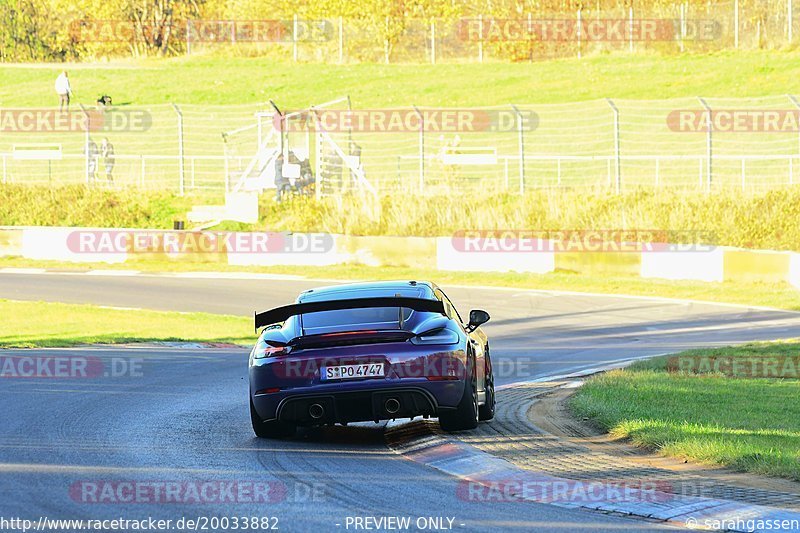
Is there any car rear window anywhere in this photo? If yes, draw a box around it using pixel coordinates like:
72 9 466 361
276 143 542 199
300 288 428 334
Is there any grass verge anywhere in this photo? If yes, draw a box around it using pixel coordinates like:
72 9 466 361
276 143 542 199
570 342 800 481
0 299 252 348
3 187 800 252
2 256 800 311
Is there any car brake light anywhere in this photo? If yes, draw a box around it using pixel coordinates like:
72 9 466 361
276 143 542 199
409 327 459 345
252 341 292 359
426 375 460 381
318 330 379 337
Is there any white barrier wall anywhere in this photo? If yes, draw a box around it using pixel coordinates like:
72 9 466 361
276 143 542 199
789 253 800 290
21 227 127 264
640 248 725 283
2 227 800 290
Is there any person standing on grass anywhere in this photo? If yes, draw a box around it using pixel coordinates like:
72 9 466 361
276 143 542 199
101 138 115 183
55 71 72 112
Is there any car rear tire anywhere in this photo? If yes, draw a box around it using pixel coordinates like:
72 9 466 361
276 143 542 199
250 398 295 438
479 371 495 421
439 358 479 432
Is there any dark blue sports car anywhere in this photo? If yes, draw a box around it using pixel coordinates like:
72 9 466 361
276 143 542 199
249 280 494 438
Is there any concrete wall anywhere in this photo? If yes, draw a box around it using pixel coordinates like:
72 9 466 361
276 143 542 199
2 226 799 288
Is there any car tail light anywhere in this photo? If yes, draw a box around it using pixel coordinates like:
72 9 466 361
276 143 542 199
252 340 292 359
255 387 282 394
409 328 459 346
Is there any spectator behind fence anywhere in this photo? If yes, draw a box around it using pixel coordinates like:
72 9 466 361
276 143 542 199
274 153 288 203
55 71 72 112
85 138 99 181
101 138 115 183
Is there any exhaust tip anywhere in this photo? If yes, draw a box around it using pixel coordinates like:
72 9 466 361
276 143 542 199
385 398 401 414
309 403 325 419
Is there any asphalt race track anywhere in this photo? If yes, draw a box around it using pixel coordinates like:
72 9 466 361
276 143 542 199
3 272 800 532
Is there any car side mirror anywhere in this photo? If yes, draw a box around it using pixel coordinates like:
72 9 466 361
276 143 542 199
466 309 490 332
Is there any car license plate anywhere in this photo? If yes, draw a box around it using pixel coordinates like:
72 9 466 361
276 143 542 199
321 363 385 381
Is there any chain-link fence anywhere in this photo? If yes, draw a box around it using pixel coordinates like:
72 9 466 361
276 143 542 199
4 95 800 195
0 103 270 193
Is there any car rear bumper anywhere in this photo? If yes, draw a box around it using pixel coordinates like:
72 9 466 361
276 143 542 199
251 382 462 425
279 387 440 425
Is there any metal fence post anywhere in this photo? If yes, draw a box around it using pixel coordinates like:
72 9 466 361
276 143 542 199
338 16 344 63
741 158 746 190
385 17 390 64
655 158 660 186
528 13 533 63
557 158 562 185
628 7 634 53
790 0 794 43
430 21 436 65
257 114 262 148
478 15 484 63
413 105 424 191
186 20 192 55
313 110 322 200
511 105 526 193
293 14 298 61
788 95 800 184
577 8 582 59
734 0 739 48
698 97 712 191
605 98 621 193
79 103 90 186
172 103 185 195
788 95 800 151
698 157 703 187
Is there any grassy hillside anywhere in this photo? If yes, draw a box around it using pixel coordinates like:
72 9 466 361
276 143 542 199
2 185 798 252
1 51 799 107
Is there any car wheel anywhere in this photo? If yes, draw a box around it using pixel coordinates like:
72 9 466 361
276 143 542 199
479 368 495 421
439 357 479 432
250 398 295 438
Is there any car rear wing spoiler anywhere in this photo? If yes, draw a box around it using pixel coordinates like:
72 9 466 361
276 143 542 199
254 297 446 331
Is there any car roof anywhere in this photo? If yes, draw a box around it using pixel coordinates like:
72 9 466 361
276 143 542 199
297 280 437 303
